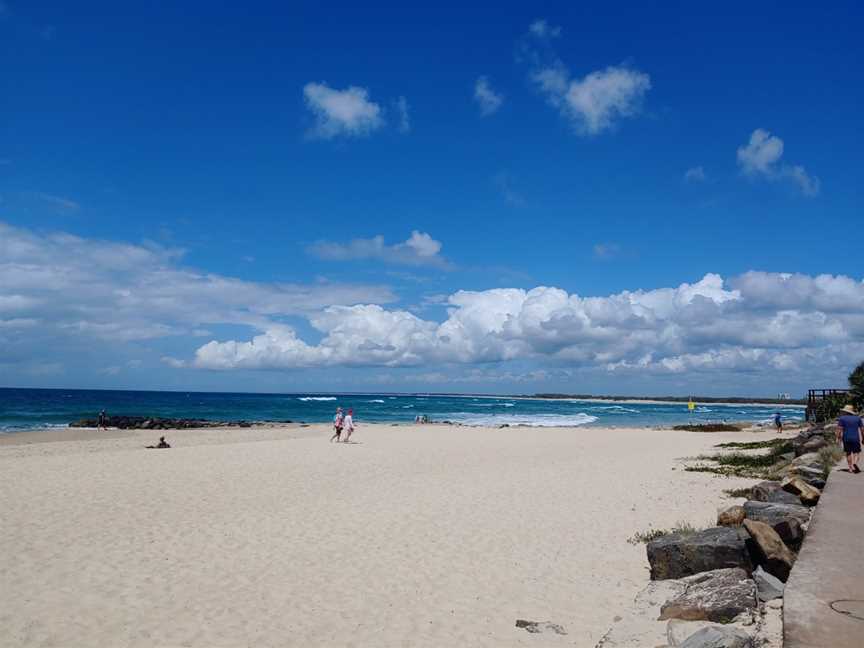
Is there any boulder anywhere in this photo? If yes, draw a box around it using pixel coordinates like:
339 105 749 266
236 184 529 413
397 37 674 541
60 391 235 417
667 620 729 647
742 501 809 547
790 464 826 486
752 566 785 601
742 519 795 581
800 436 828 455
679 626 754 648
659 568 757 622
717 505 745 527
749 481 800 505
647 527 752 580
781 476 821 506
791 452 822 468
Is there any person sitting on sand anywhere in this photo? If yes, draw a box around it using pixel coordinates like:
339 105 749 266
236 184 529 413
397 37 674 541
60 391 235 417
342 408 355 443
146 436 171 449
774 412 783 434
330 407 344 443
836 405 863 473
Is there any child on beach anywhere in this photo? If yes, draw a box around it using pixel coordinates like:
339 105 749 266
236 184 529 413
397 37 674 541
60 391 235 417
330 407 344 443
836 405 863 473
342 409 355 443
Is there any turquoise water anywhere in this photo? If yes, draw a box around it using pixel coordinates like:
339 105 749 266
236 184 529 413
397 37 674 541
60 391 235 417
0 388 805 432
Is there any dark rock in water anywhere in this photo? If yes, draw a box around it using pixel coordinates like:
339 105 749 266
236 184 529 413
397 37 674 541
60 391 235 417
742 519 795 582
69 415 258 430
679 626 753 648
749 481 798 505
742 501 808 548
752 566 785 601
672 424 741 432
647 527 752 580
659 567 756 622
515 619 567 635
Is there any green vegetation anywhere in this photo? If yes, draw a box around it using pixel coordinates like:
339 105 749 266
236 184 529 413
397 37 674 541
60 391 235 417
715 439 788 450
850 360 864 410
723 487 753 498
817 445 846 477
627 521 701 545
686 440 794 478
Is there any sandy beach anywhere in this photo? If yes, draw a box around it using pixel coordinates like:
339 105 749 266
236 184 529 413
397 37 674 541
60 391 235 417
0 422 778 647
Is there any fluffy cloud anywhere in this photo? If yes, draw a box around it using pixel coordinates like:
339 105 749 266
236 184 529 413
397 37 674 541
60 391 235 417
737 129 820 196
524 20 650 135
533 64 651 135
474 76 503 116
0 221 394 371
307 231 451 269
194 272 864 381
303 82 384 139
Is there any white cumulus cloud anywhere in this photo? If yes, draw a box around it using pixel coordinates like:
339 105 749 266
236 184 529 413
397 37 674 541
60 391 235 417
737 129 820 196
303 82 384 139
193 271 864 384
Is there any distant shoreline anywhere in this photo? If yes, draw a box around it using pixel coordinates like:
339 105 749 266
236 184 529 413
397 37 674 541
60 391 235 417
0 385 807 407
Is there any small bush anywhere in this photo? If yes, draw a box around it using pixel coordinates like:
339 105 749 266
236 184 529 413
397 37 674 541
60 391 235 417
817 444 845 477
723 487 753 498
627 521 700 544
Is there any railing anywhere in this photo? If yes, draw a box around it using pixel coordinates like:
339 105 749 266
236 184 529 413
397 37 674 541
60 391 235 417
805 389 851 422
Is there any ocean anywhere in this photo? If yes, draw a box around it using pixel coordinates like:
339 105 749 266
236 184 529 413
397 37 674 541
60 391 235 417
0 388 805 433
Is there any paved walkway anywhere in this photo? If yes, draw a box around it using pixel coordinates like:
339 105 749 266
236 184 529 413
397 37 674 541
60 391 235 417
784 461 864 647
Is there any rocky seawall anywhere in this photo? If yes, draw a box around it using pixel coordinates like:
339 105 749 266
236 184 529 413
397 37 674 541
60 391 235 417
597 422 839 648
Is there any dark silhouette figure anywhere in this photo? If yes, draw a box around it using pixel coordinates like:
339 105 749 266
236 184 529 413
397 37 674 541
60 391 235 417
146 436 171 449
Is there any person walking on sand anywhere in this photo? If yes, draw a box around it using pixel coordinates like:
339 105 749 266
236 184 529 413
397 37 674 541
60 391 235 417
330 407 344 443
98 409 108 431
342 408 355 443
836 405 863 473
774 412 783 434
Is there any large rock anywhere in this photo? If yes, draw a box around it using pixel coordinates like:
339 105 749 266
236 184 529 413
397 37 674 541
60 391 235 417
781 476 821 506
791 452 822 469
667 620 748 647
790 464 825 485
717 505 745 527
752 566 785 601
800 436 828 455
742 519 795 581
659 568 757 622
679 626 753 648
742 501 809 547
647 527 752 580
750 481 800 505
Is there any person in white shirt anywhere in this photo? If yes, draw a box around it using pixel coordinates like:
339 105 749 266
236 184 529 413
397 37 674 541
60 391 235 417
330 407 343 443
342 408 355 443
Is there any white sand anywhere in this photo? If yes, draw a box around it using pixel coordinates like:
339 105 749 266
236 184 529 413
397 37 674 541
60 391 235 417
0 423 773 647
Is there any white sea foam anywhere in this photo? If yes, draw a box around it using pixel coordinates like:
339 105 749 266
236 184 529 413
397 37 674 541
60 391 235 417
298 397 337 402
401 405 414 409
447 413 598 427
367 399 385 403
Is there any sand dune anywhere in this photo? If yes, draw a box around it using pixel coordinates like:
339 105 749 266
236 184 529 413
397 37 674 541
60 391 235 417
0 423 762 647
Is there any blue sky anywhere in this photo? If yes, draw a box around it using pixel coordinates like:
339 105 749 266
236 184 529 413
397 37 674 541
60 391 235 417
1 1 862 396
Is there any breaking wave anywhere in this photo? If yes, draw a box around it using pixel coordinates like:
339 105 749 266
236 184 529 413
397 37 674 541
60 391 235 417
447 413 598 427
298 396 337 402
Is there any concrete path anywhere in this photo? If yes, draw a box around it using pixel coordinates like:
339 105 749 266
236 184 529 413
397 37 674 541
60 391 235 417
784 461 864 647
